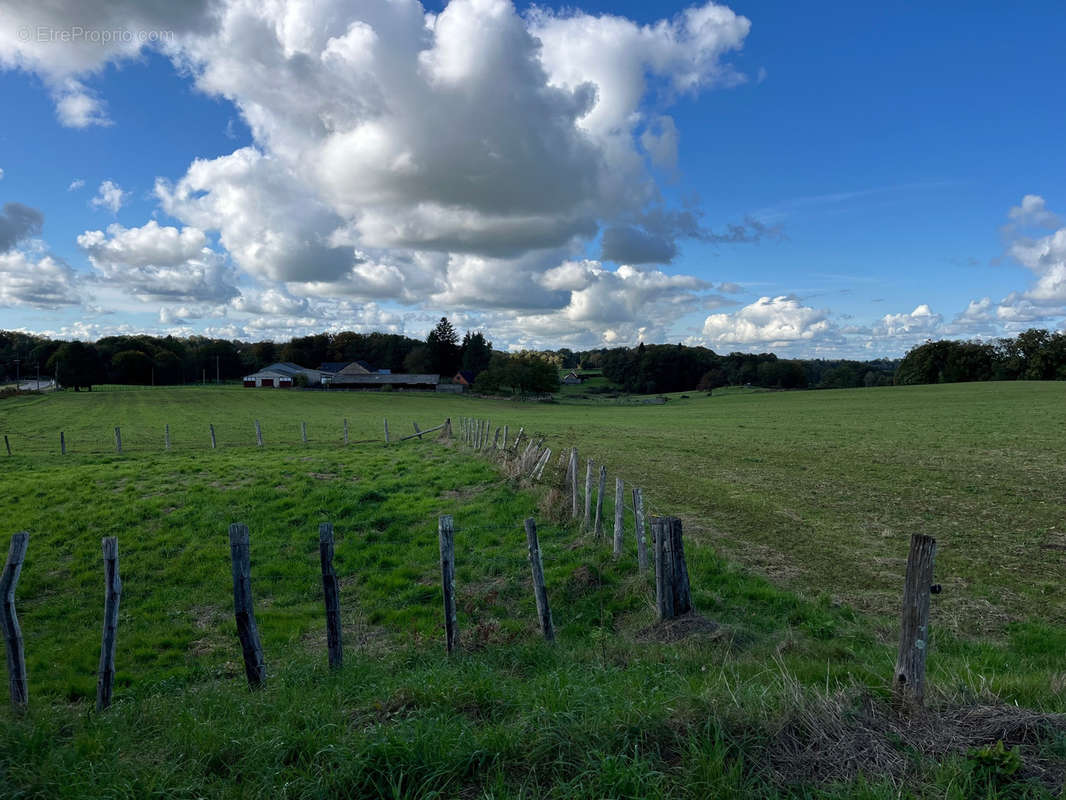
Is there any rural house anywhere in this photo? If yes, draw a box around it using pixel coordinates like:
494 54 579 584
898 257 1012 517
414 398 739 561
242 362 325 388
563 370 583 385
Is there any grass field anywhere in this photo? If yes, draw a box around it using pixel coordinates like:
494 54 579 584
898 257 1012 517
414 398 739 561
1 382 1065 797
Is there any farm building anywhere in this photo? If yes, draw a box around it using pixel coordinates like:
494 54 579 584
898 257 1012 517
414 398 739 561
330 373 440 391
562 370 584 385
242 362 325 388
454 370 476 386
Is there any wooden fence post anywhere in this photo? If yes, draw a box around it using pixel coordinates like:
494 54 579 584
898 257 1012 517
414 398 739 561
255 420 263 447
438 515 459 654
513 427 524 450
114 427 122 453
653 517 692 620
570 449 579 519
343 418 349 445
524 519 555 642
228 524 265 687
210 424 217 449
60 431 66 456
492 427 500 449
443 418 451 439
384 418 390 444
532 448 551 480
594 465 607 537
503 425 508 451
1 532 28 710
893 534 937 711
165 424 170 451
633 488 648 572
319 523 343 669
3 435 9 456
613 477 624 558
584 459 594 531
96 537 122 711
301 421 308 444
413 422 422 439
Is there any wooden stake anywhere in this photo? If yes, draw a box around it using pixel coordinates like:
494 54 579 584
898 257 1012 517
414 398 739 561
594 465 607 537
1 532 28 710
894 534 937 711
413 422 422 439
652 517 671 620
255 420 263 447
210 424 217 449
343 418 349 445
165 424 170 451
96 537 121 711
570 448 579 519
633 488 647 572
228 524 265 687
3 435 8 456
319 523 343 670
613 477 624 558
584 459 593 531
301 421 308 444
114 427 122 453
384 418 390 444
438 515 459 655
60 431 65 456
492 427 500 449
503 425 509 451
653 517 692 620
524 519 554 642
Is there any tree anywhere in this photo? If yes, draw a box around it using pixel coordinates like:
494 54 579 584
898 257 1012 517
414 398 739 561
426 317 460 376
460 331 492 376
47 341 105 391
111 350 153 384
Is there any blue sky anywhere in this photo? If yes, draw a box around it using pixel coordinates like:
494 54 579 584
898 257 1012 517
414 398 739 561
1 0 1064 357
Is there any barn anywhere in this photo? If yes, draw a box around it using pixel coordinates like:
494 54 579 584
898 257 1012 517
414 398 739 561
330 373 440 391
242 362 325 388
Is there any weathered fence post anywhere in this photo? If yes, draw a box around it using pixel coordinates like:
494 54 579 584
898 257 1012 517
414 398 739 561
3 435 9 456
165 424 170 451
114 427 122 453
532 448 551 480
633 488 647 572
255 420 263 447
96 537 122 711
570 448 579 519
343 418 349 445
513 427 524 450
524 519 555 642
503 425 509 451
594 465 607 537
210 424 217 449
228 524 266 687
319 523 343 670
413 422 422 439
301 421 308 444
893 534 937 711
613 477 624 558
60 431 66 456
492 427 500 449
384 418 390 444
443 418 451 439
1 532 28 710
438 515 459 654
652 517 692 620
584 459 594 531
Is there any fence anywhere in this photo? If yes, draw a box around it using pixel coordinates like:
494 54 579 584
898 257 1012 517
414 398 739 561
1 412 940 716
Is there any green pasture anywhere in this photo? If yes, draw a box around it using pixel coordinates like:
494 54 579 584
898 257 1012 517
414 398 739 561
0 382 1064 797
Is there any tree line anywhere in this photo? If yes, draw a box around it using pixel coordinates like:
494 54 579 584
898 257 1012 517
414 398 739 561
895 329 1066 384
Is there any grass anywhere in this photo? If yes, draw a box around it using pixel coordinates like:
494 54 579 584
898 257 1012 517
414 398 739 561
0 382 1065 797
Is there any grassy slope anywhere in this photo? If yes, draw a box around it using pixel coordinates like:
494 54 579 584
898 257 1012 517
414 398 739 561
0 383 1065 797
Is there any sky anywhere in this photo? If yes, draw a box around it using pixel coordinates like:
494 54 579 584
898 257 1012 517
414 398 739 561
0 0 1064 358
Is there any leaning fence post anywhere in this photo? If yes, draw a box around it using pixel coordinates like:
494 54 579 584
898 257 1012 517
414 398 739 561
413 422 422 439
60 431 66 456
584 459 594 531
3 435 9 456
613 477 624 558
502 425 509 451
96 537 122 711
524 519 555 642
319 523 343 669
210 424 217 449
255 420 263 447
594 465 607 537
894 534 937 711
165 424 170 451
1 532 28 710
114 427 122 453
228 524 265 687
633 488 648 572
384 418 390 444
438 515 459 655
301 421 308 444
